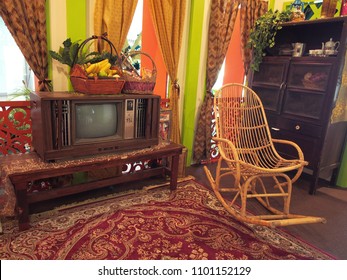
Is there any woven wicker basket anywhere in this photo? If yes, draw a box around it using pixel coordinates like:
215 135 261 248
121 51 157 94
70 35 124 95
70 67 125 94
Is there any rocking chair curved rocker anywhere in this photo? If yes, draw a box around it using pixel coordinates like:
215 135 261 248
204 83 326 227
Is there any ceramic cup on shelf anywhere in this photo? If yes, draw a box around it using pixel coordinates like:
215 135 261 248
315 49 324 56
309 49 324 56
325 49 337 56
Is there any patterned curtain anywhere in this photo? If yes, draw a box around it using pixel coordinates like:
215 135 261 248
94 0 138 54
0 0 51 91
148 0 186 144
193 0 239 162
331 49 347 123
240 0 268 76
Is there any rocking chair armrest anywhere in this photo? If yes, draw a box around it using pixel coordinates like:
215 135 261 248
272 138 306 162
212 137 239 161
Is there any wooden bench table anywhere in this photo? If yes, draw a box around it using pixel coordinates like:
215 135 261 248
0 142 183 231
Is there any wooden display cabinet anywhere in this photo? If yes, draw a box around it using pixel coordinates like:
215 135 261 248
249 17 347 194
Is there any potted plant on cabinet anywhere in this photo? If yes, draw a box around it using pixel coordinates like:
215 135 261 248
247 10 292 71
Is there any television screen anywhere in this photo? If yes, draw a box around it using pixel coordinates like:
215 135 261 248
75 103 118 139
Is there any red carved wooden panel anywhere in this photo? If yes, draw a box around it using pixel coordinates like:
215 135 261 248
0 101 32 155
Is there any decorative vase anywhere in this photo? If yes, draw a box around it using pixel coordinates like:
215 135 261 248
290 0 306 21
321 0 338 18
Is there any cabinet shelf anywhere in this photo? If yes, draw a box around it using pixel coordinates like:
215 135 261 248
266 17 346 58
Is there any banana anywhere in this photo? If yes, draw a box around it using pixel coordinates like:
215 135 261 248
98 58 109 68
109 69 119 75
99 62 111 73
85 63 96 74
84 58 122 79
85 59 110 75
93 63 100 73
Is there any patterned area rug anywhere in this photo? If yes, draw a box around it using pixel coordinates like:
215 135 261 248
0 179 334 260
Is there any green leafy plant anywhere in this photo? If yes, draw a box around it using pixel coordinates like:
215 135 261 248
247 10 292 71
8 80 31 101
8 68 34 101
49 38 120 67
49 38 101 67
49 38 80 67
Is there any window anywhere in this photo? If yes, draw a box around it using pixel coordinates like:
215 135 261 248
0 17 34 101
212 60 226 91
124 0 143 52
122 0 143 72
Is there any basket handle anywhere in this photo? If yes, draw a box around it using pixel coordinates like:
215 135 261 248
72 34 121 67
121 51 157 78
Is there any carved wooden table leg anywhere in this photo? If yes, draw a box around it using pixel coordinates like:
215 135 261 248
170 154 180 190
15 182 30 231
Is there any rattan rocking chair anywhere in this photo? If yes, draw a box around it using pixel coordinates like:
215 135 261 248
204 83 326 227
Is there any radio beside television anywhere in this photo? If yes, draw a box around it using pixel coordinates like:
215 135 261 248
30 92 160 162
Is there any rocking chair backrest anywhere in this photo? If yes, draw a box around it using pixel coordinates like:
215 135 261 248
214 83 280 168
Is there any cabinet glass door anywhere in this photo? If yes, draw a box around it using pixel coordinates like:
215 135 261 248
283 60 333 120
252 86 282 112
282 89 325 120
251 58 289 113
252 58 289 86
287 61 333 92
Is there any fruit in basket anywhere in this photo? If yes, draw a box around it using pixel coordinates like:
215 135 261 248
84 59 120 78
99 62 111 73
85 59 108 74
98 70 108 77
85 63 96 74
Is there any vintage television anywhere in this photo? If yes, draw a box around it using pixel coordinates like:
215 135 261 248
30 92 160 162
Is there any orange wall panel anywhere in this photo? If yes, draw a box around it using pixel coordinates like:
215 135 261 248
223 11 244 84
142 0 168 99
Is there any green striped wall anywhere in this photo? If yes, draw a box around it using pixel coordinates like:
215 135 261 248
66 0 87 42
182 0 207 164
66 0 87 90
47 0 87 91
337 146 347 187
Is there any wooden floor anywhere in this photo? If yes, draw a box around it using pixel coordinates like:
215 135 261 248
186 163 347 260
